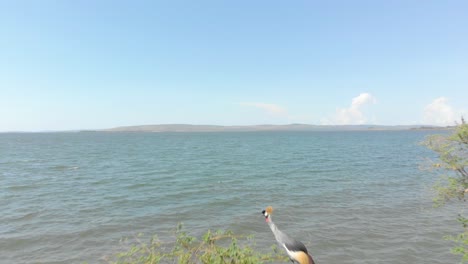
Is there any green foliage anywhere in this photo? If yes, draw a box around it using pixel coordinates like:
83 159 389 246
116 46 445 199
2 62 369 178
445 215 468 263
432 176 467 207
423 118 468 205
108 224 287 264
423 118 468 262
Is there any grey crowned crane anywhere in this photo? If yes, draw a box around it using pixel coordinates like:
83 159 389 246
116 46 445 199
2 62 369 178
262 206 316 264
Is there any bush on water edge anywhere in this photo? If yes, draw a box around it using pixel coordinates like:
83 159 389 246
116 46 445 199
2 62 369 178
100 224 287 264
422 118 468 262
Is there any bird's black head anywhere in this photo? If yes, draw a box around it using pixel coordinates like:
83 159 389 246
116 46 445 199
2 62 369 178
261 206 273 221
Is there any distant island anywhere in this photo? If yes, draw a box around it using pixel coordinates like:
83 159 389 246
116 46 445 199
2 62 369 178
94 124 452 133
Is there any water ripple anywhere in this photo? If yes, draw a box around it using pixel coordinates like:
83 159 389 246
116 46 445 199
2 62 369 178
0 131 458 263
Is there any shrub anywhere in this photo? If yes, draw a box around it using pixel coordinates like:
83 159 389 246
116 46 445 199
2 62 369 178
108 224 288 264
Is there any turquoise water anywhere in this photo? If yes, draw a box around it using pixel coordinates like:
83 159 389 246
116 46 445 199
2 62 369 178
0 131 461 263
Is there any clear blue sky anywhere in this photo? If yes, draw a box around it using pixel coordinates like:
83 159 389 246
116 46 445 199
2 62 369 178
1 1 467 131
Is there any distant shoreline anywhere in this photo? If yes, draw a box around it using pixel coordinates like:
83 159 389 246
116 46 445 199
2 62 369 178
0 124 454 133
94 124 453 133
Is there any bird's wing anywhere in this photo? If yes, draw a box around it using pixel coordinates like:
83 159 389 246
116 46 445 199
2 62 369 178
281 242 315 264
284 239 308 253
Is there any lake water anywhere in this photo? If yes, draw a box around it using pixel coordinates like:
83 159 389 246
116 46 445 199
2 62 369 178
0 131 462 263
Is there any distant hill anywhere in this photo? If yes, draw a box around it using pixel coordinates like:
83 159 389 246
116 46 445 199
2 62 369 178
98 124 449 132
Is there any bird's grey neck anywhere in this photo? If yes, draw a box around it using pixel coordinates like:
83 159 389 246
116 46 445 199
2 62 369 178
267 217 282 239
267 218 277 230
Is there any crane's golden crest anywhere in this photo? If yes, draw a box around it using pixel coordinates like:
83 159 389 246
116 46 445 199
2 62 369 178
265 206 273 214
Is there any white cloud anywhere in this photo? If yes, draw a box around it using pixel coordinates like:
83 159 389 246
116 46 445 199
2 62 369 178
325 93 377 125
239 102 287 116
423 97 458 126
351 93 377 108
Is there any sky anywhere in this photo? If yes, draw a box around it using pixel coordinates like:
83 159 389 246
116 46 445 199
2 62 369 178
1 1 467 131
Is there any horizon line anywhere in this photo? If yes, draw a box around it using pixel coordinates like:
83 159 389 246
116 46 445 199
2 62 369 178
0 123 453 133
